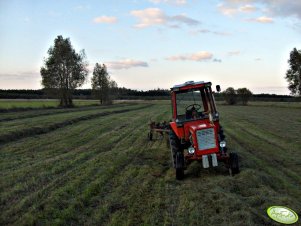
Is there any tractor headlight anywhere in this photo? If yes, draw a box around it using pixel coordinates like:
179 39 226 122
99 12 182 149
188 147 195 154
220 141 226 148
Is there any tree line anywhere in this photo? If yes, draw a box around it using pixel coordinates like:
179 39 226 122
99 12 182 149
0 88 170 99
2 88 300 102
40 35 118 107
41 36 301 106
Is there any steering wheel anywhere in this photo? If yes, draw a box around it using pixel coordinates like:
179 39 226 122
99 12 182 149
185 104 202 112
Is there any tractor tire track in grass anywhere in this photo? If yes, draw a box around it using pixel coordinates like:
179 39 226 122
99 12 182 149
0 104 152 144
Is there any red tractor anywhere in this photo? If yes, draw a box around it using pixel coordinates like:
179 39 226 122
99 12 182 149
169 81 239 179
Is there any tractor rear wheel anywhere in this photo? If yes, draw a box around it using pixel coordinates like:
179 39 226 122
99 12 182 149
229 152 239 176
169 130 185 180
148 131 153 141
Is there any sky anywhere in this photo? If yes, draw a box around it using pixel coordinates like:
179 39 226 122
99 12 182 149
0 0 300 94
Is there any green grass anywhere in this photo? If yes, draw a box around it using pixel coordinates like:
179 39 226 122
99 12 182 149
216 101 301 109
0 99 100 110
0 101 300 225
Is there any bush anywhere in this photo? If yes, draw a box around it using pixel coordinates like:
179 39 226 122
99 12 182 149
223 87 237 105
237 88 252 105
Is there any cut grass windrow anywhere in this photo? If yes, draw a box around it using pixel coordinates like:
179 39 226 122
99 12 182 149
0 104 141 136
0 104 152 144
0 103 135 122
0 99 101 112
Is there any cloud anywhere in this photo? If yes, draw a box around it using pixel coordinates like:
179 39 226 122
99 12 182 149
219 0 301 20
166 51 213 62
246 16 273 23
239 4 257 12
105 59 149 70
149 0 187 5
218 3 257 16
130 8 166 28
227 51 240 56
93 16 117 24
255 58 261 61
217 4 238 16
0 72 39 80
263 0 301 19
213 58 222 63
171 14 199 26
130 8 199 28
194 29 231 36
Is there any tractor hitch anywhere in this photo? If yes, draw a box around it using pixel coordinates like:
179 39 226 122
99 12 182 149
148 121 170 141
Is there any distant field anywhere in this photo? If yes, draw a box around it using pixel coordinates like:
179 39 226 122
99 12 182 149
0 99 100 110
239 101 301 108
216 100 301 109
0 101 300 225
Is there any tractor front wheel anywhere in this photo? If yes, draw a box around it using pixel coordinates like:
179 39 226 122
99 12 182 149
175 152 184 180
176 168 184 180
229 152 239 176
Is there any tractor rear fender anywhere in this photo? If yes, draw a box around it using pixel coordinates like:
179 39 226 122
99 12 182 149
170 122 184 139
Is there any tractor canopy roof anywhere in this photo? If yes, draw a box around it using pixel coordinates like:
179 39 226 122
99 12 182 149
170 81 212 92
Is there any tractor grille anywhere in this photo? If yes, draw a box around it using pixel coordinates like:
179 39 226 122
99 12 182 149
196 128 216 150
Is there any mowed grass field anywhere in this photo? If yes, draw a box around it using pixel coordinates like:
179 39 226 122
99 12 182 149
0 99 100 110
1 101 300 225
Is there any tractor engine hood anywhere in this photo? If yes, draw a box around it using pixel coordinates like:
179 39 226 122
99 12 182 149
188 123 219 155
188 123 211 133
